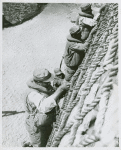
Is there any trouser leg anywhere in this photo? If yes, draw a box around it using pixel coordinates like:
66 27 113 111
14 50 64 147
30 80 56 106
24 96 55 147
37 126 52 147
25 114 38 146
64 66 76 81
25 114 52 147
24 96 41 147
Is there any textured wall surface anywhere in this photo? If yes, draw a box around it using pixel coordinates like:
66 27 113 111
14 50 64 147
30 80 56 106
3 3 47 27
2 3 79 147
47 3 118 147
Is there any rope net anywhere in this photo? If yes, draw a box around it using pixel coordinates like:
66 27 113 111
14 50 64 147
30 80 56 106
47 3 118 147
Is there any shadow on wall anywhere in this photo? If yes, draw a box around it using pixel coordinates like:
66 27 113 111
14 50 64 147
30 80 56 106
3 3 47 29
2 111 25 117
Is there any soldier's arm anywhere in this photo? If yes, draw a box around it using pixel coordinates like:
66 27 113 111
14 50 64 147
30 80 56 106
69 35 92 53
26 78 51 94
52 81 70 103
69 26 97 53
79 11 93 18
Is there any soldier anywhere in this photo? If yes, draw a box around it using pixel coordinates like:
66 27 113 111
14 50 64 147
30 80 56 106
64 24 97 81
23 68 70 147
76 3 93 25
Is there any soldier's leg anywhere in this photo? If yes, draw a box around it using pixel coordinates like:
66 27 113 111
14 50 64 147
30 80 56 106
64 66 76 81
24 93 55 147
25 114 53 147
24 95 42 147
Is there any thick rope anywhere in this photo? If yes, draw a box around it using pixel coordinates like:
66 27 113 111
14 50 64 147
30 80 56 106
47 4 118 147
49 6 111 146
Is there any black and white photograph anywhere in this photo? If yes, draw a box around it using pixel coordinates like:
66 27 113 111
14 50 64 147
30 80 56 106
2 1 119 148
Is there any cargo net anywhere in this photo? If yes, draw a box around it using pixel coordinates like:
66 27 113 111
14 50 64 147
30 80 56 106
47 3 118 147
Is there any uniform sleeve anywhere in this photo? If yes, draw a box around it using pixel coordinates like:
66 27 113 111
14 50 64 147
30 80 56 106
69 42 89 53
93 13 100 21
28 91 44 108
38 95 57 113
